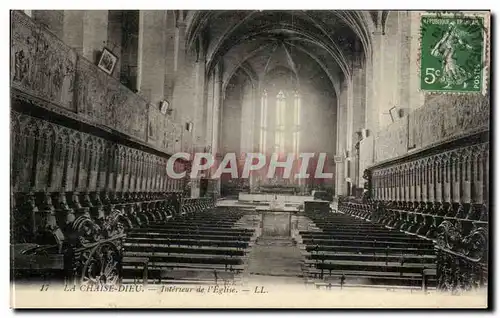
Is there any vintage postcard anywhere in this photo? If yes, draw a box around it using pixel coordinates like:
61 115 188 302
9 9 490 309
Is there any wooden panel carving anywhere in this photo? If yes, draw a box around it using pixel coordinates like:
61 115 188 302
11 112 36 192
374 117 408 162
11 10 76 111
33 120 54 191
343 137 489 292
75 133 89 191
49 125 67 192
371 142 488 205
65 129 79 192
10 111 184 195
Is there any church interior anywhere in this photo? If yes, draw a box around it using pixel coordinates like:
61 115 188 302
10 10 489 294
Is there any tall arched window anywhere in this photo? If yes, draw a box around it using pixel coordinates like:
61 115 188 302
259 90 268 153
293 91 301 155
275 90 286 153
259 88 301 156
258 86 302 185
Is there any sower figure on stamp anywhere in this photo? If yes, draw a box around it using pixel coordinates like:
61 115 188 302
431 21 473 89
420 13 486 94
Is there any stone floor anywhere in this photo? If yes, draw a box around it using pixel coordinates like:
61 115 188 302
245 237 304 277
233 209 313 286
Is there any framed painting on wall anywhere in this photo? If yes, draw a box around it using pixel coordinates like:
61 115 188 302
97 48 118 75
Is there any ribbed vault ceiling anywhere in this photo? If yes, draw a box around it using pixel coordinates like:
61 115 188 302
185 10 377 95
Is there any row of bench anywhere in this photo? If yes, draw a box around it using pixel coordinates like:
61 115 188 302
121 207 256 285
299 210 437 290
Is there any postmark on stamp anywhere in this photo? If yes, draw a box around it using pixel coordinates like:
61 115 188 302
420 12 489 94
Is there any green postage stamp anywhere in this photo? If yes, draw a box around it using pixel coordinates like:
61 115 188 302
420 12 489 94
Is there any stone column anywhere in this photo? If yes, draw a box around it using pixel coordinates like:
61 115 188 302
174 13 186 74
205 71 215 151
170 13 188 123
163 10 177 103
240 82 255 155
63 11 109 62
212 63 223 157
351 57 366 188
170 16 195 153
364 54 378 135
345 76 355 193
62 11 85 54
408 11 426 110
398 11 411 112
137 10 167 105
335 81 348 196
192 36 207 153
106 11 124 80
371 29 385 132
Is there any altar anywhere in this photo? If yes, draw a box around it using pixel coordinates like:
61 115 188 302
255 198 297 238
239 193 314 206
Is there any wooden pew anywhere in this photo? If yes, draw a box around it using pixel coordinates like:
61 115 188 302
121 204 255 285
300 210 437 289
